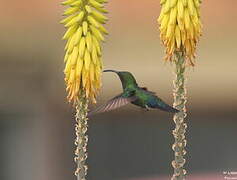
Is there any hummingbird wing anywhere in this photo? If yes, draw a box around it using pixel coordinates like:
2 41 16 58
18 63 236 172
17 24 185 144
88 94 137 116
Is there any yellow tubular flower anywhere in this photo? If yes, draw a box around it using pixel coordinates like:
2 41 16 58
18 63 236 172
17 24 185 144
158 0 202 65
61 0 108 104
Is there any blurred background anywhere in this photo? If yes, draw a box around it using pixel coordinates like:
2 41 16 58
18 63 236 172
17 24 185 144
0 0 237 180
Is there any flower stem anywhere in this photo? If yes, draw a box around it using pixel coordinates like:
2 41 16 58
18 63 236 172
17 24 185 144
171 52 187 180
74 94 89 180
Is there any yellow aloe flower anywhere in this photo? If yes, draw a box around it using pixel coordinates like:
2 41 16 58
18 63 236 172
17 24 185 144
158 0 202 65
61 0 108 104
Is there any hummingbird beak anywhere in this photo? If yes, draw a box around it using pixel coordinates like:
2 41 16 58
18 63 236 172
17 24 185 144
103 69 118 73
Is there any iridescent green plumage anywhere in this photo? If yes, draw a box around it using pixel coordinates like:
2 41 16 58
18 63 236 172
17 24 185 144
89 70 179 115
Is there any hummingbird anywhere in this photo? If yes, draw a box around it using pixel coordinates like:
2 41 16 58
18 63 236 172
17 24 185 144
89 70 179 116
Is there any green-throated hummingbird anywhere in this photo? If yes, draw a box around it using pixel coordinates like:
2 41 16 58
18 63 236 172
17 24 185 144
89 70 179 116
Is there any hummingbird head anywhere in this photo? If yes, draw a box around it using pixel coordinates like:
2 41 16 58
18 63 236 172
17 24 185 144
103 69 138 89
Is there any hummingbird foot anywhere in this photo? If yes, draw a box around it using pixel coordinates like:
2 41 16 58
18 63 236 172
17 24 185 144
145 105 150 111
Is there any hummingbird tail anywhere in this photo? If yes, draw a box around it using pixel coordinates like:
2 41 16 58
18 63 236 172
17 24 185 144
156 104 180 113
167 106 180 113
